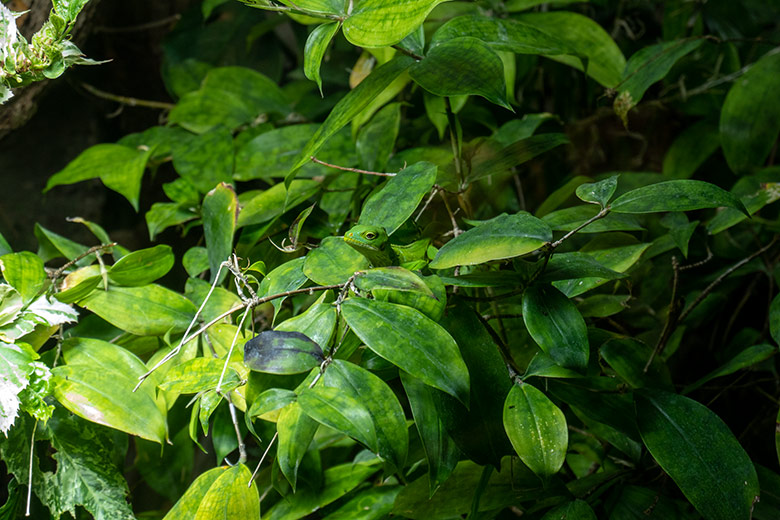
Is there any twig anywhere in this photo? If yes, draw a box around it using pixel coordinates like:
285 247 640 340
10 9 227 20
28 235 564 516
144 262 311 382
677 236 778 323
439 190 461 237
26 420 37 517
444 97 463 186
224 394 247 465
549 207 610 249
391 45 424 61
95 14 181 33
248 431 278 487
310 156 396 176
49 242 117 281
135 282 344 389
415 185 441 222
644 257 681 372
80 83 175 110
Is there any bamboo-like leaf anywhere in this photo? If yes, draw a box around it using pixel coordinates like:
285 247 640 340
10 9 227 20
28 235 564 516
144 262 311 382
202 183 238 284
636 389 759 520
341 298 469 405
303 236 369 285
430 14 575 57
0 251 47 304
610 180 749 215
341 0 447 48
516 11 625 88
410 37 511 111
304 22 340 95
358 161 437 234
503 383 567 478
53 338 166 443
162 464 260 519
107 245 174 287
287 56 414 184
244 330 324 374
614 39 703 126
276 401 319 491
720 49 780 174
78 284 197 336
431 213 552 269
523 283 589 371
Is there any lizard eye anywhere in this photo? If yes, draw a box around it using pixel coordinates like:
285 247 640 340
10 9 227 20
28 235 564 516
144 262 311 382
364 232 376 240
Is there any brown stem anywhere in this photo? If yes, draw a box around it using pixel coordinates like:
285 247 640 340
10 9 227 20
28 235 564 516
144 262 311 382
310 156 396 177
49 242 117 281
80 83 175 110
550 206 610 249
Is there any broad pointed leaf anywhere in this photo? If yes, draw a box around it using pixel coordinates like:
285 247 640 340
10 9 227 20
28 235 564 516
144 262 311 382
202 182 238 284
341 298 469 405
244 330 324 374
610 180 748 215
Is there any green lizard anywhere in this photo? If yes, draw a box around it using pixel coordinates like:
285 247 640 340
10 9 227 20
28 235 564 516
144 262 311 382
343 224 445 320
343 224 429 269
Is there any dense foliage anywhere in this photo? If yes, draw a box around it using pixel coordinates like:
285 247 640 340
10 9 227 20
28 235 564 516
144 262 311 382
2 0 780 518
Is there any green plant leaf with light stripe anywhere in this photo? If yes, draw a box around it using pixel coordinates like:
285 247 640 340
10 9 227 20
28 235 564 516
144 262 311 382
636 389 759 520
342 0 448 48
503 383 568 478
410 37 512 111
304 22 340 95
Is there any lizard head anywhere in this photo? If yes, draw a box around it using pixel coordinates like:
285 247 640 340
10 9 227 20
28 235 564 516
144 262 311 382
343 225 389 252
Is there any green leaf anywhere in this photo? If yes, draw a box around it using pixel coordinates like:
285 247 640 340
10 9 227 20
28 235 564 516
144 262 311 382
78 284 197 336
341 298 469 405
237 180 321 228
265 460 380 520
145 202 199 240
436 303 513 468
276 401 319 491
537 252 626 283
163 464 260 519
275 298 337 350
44 144 152 211
430 213 552 269
683 344 776 394
356 102 400 172
202 182 238 284
171 127 234 193
523 283 589 371
541 499 597 520
341 0 447 48
354 267 435 298
772 294 780 346
552 242 650 297
503 382 567 478
183 247 210 278
304 22 340 95
258 257 308 319
38 409 135 520
299 384 377 449
400 372 459 495
720 50 780 174
247 388 297 419
610 180 749 215
636 389 759 520
600 338 673 390
159 357 240 394
317 359 408 470
543 205 644 233
410 37 511 111
430 14 576 57
614 39 703 126
358 161 437 234
576 175 619 207
516 11 626 87
169 66 290 133
52 337 167 443
0 252 47 304
107 245 174 286
288 56 414 184
322 486 401 519
662 119 721 179
303 236 369 285
244 330 324 374
468 134 569 183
